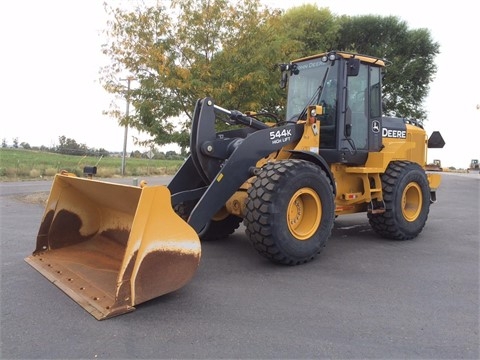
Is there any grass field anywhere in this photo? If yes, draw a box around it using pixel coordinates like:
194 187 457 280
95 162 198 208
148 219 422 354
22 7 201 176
0 148 184 181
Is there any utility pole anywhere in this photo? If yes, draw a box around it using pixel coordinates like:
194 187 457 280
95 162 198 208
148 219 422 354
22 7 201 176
120 76 135 176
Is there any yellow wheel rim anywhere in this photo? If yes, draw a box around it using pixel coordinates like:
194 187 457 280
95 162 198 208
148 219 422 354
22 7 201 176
287 188 322 240
402 182 422 222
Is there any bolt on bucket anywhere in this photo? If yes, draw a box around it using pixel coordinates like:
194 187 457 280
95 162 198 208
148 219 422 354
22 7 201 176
25 174 201 320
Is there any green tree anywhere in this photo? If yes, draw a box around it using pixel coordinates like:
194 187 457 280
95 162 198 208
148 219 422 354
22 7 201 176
279 5 339 58
101 0 281 150
130 150 143 158
335 15 439 120
56 136 88 156
96 148 110 157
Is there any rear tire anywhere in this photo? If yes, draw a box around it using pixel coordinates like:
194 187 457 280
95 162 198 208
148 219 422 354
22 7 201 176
368 161 430 240
244 160 335 265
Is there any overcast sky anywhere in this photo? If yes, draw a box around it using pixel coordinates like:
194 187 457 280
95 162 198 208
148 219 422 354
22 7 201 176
1 0 478 168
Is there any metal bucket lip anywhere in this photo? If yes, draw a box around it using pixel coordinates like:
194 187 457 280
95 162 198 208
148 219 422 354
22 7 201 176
25 253 134 320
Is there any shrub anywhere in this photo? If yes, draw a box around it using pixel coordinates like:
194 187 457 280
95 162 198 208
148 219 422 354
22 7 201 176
29 169 41 178
44 168 58 176
96 168 116 178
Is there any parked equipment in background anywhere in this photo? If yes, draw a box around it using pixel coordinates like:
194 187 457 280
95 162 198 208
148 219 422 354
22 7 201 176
426 159 443 172
467 159 479 173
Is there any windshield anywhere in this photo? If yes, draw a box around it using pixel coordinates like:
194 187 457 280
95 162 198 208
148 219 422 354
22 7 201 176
286 58 339 121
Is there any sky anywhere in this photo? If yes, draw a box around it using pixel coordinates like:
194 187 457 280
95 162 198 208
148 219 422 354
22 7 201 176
1 0 479 168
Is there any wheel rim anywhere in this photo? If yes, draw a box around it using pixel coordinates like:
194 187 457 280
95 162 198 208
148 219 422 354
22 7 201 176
287 188 322 240
401 182 422 222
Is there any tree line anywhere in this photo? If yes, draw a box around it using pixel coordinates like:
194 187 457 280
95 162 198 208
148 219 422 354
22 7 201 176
2 136 110 157
1 136 183 160
100 0 439 152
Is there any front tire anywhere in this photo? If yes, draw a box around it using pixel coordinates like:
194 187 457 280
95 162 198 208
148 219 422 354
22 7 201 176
368 161 430 240
244 160 335 265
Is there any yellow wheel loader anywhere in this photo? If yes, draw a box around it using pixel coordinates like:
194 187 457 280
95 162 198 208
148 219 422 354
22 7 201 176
25 51 445 320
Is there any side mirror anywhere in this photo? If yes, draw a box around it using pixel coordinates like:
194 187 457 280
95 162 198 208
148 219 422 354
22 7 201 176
428 131 445 149
278 63 298 89
347 59 360 76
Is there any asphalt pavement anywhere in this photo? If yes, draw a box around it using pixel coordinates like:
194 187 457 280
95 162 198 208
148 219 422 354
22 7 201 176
0 173 478 359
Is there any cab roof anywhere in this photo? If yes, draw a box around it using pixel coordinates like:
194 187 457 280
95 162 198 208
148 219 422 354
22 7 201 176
294 51 386 67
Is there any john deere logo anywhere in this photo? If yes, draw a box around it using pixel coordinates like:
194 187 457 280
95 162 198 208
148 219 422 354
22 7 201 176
372 120 380 133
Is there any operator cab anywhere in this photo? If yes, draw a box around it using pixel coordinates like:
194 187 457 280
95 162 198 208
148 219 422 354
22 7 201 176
283 51 384 165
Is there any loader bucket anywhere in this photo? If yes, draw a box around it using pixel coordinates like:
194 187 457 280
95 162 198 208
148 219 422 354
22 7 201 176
25 174 201 320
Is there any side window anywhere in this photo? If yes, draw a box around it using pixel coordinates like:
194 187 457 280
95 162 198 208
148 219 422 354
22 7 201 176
347 64 369 149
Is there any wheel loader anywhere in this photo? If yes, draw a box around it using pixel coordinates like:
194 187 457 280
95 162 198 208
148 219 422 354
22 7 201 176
425 159 443 172
25 51 445 320
467 159 479 173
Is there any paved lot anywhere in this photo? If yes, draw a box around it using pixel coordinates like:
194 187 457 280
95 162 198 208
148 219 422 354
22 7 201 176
1 173 478 359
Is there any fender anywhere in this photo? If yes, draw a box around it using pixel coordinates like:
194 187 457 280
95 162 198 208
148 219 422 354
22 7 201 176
287 150 336 195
